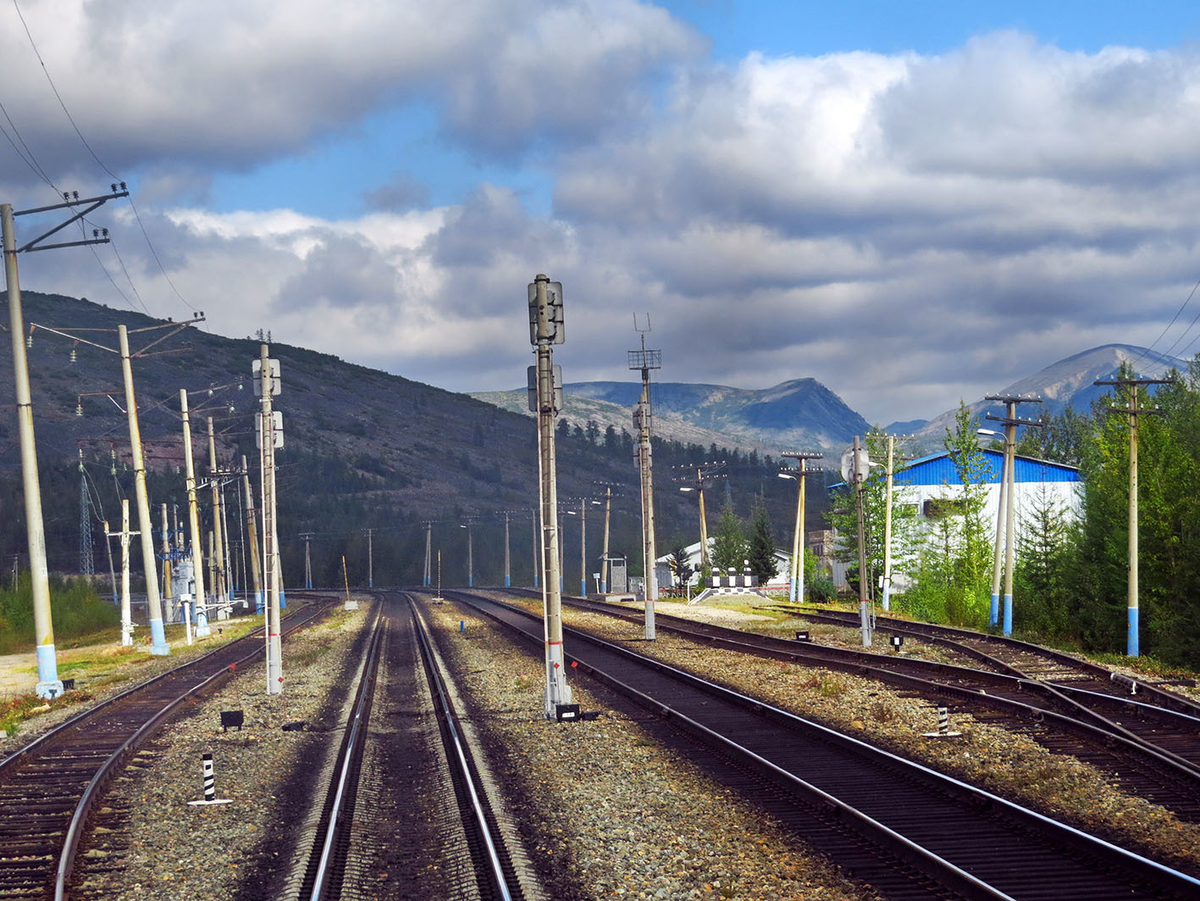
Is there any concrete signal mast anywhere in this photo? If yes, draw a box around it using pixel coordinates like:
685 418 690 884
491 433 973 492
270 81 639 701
629 315 661 640
527 274 573 718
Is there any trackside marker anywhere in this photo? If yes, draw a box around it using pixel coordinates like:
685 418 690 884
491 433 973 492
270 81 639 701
188 753 233 806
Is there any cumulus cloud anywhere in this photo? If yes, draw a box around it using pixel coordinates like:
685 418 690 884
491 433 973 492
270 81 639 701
11 15 1200 425
0 0 701 187
543 34 1200 419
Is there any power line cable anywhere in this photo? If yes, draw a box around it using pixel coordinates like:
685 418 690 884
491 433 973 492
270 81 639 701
11 0 200 322
11 0 115 181
1134 274 1200 370
1168 306 1200 360
0 104 56 190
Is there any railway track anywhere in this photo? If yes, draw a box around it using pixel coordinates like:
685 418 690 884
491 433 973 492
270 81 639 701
775 605 1200 772
500 588 1200 821
0 599 329 901
442 588 1200 901
293 591 537 901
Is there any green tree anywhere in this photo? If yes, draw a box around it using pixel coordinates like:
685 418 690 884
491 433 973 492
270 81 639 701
711 502 747 572
667 545 694 590
825 429 920 598
1013 481 1078 636
1074 359 1200 665
905 404 993 625
1016 407 1091 466
747 502 778 584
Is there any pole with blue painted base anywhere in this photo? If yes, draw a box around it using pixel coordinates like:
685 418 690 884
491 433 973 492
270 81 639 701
4 204 63 698
1093 375 1171 657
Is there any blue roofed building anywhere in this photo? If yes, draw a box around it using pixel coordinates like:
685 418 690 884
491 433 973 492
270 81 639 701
821 449 1083 592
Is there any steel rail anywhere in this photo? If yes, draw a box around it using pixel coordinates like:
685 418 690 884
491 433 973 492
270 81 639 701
52 601 330 900
787 604 1200 715
443 589 1200 901
531 590 1200 790
306 611 386 901
409 596 516 901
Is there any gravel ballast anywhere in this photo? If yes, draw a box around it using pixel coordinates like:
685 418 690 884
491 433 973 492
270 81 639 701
33 588 1200 900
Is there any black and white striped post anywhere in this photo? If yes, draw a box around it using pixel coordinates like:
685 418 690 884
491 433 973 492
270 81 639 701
188 752 233 806
922 705 961 738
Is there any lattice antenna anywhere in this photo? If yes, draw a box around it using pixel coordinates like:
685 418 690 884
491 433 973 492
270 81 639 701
628 313 661 373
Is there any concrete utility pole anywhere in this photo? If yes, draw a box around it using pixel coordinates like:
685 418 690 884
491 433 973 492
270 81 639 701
257 344 283 693
847 436 872 647
300 532 313 592
118 325 169 655
160 503 173 618
244 457 264 605
504 511 512 588
780 452 823 605
557 507 566 592
206 417 229 618
103 500 137 646
675 462 726 572
983 396 1044 636
4 190 127 693
220 480 234 601
4 204 61 695
180 390 210 637
601 487 612 594
531 512 539 590
881 438 895 612
423 522 433 588
629 317 662 639
1094 376 1171 656
527 273 572 716
579 498 589 596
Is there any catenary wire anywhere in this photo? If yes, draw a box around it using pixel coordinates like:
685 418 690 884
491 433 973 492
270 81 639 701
11 0 200 322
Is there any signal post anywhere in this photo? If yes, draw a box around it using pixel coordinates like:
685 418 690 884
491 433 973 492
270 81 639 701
527 274 573 718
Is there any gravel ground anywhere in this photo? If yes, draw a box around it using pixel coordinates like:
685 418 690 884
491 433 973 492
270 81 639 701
526 594 1200 877
26 588 1199 901
70 599 372 901
424 598 880 901
67 591 885 901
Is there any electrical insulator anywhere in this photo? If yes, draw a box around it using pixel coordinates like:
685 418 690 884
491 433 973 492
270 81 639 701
70 349 77 363
75 403 83 417
26 334 32 348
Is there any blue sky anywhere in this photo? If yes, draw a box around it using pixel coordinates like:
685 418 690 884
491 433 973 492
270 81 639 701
4 0 1200 425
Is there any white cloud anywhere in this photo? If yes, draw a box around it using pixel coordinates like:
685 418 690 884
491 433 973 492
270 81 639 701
0 0 701 182
12 19 1200 425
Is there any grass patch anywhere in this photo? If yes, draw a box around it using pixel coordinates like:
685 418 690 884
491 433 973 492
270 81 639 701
0 574 119 654
288 640 332 667
802 674 848 698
